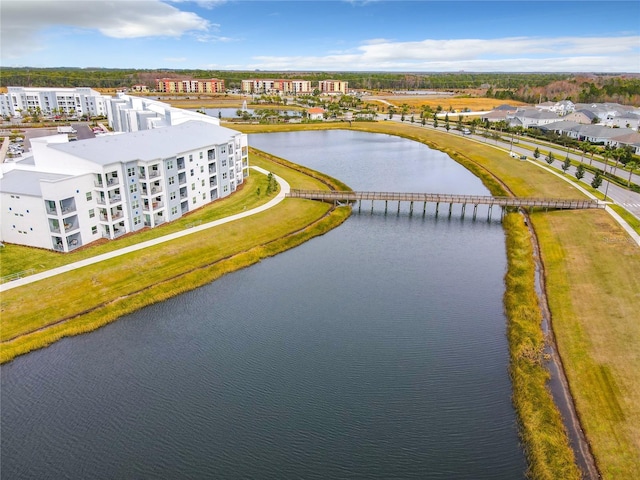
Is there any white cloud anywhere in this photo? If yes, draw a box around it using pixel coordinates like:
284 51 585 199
1 0 210 58
249 35 640 72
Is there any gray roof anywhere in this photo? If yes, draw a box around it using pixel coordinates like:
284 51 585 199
494 104 518 111
574 125 635 139
537 120 581 131
48 121 240 166
514 109 559 120
572 109 598 120
0 169 72 197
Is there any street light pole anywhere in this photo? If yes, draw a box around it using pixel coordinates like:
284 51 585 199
602 156 611 202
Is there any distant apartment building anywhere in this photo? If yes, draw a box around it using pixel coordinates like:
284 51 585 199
130 84 150 92
241 79 312 95
0 87 109 118
318 80 348 95
155 78 225 93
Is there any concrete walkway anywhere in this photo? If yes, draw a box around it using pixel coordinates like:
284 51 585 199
1 167 290 292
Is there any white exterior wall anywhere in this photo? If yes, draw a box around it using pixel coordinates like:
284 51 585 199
1 97 248 252
1 192 48 249
3 87 110 119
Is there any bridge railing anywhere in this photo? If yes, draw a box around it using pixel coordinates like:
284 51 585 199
286 190 601 210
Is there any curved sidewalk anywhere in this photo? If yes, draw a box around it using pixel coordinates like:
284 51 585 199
1 167 290 292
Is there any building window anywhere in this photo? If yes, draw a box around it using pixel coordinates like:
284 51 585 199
130 184 137 193
167 160 174 169
201 179 205 187
134 216 141 225
202 193 206 200
170 192 176 200
192 197 197 204
222 159 227 167
223 185 228 192
127 167 135 177
190 169 194 177
92 226 97 235
168 176 175 185
199 152 203 159
89 209 95 218
221 146 226 154
200 165 204 173
191 183 195 191
222 172 227 180
171 206 178 215
86 192 92 201
189 154 193 162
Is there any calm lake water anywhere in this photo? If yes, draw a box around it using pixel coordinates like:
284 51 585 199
1 130 526 479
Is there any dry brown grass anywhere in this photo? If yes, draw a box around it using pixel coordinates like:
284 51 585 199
369 95 528 112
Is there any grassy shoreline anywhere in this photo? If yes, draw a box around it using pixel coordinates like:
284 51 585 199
0 151 351 362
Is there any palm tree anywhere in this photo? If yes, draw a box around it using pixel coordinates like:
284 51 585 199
578 141 590 163
626 161 639 187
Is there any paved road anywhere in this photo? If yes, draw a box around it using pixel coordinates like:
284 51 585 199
0 166 290 292
382 114 640 220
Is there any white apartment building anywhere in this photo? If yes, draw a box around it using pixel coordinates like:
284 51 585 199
106 93 222 132
1 87 110 119
0 120 249 252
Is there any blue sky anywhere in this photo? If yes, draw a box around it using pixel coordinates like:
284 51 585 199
1 0 639 72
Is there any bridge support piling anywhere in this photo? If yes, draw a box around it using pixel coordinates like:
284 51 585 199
385 200 388 214
410 201 414 216
358 200 361 213
435 202 440 217
448 202 453 217
423 201 427 216
461 203 466 218
371 200 374 214
488 205 493 221
397 201 401 215
473 204 478 220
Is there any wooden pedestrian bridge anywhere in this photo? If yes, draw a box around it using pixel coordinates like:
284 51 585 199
287 190 602 218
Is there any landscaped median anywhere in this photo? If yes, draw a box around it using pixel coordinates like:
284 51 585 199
0 150 352 363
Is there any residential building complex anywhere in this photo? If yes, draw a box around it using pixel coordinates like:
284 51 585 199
241 79 313 95
1 95 249 252
0 87 110 119
318 80 349 95
155 78 225 93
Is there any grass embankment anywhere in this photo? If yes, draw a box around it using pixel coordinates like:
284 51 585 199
503 213 580 479
234 121 640 478
532 211 640 478
0 152 351 363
